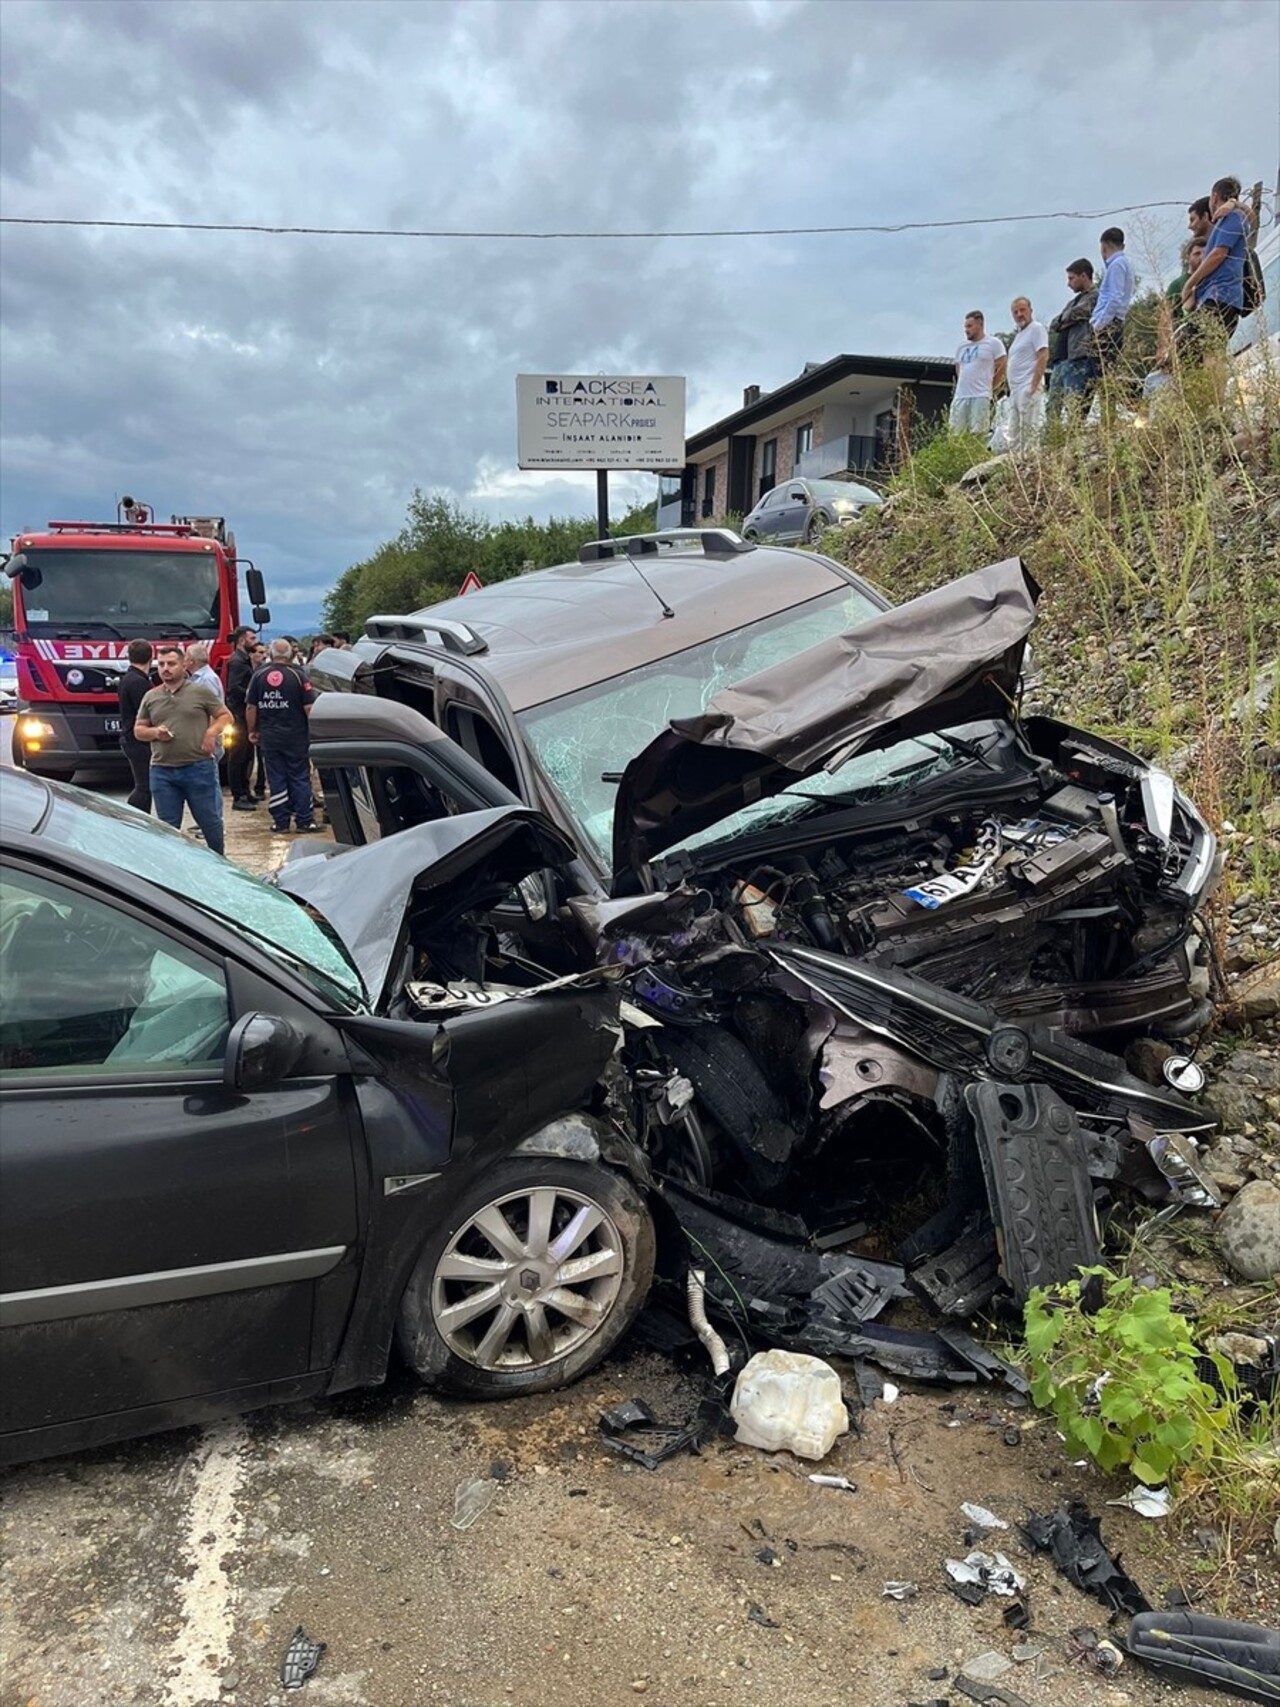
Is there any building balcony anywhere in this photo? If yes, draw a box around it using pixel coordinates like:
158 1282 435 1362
796 433 881 480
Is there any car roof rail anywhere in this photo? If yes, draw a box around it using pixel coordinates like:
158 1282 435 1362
363 614 488 654
578 528 755 563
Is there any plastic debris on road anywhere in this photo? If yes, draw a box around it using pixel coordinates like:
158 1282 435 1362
1105 1484 1172 1518
882 1580 919 1599
451 1477 497 1531
1021 1504 1149 1617
961 1501 1009 1530
808 1473 857 1492
945 1550 1026 1597
280 1627 326 1691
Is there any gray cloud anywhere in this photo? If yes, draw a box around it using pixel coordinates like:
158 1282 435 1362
2 0 1276 618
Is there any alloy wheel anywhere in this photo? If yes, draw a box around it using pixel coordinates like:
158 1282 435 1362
431 1184 626 1370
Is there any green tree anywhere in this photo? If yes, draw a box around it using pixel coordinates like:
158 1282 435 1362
0 580 13 629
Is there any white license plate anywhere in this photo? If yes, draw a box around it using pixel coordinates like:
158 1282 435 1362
103 717 121 733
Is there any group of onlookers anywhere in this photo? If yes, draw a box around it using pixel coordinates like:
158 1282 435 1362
949 175 1261 451
116 626 349 853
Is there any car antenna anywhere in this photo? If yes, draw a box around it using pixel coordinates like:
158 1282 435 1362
625 555 674 620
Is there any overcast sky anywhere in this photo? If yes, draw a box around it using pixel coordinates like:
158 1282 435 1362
1 0 1277 622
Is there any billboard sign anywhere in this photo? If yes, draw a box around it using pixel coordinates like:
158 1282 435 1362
516 374 686 471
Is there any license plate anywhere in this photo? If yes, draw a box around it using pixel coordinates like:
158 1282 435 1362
103 717 121 733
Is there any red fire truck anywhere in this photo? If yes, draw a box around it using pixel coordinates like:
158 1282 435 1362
3 498 269 781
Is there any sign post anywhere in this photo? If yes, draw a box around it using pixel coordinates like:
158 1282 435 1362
517 375 687 540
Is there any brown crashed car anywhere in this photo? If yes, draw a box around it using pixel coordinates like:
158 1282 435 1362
309 534 1217 1041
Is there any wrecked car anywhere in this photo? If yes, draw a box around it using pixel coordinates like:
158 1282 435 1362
0 769 655 1466
310 543 1217 1041
300 549 1223 1377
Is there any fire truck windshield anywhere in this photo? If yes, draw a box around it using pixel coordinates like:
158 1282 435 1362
15 549 222 634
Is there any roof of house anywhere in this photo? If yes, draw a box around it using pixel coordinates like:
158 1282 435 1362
686 352 955 456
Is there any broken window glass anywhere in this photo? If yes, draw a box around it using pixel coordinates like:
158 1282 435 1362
518 586 882 866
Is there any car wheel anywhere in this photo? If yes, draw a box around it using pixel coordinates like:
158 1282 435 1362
656 1024 796 1194
743 527 760 542
397 1157 655 1399
805 511 829 543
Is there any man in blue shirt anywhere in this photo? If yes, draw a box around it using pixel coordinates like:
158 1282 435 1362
1090 227 1135 356
1181 176 1249 334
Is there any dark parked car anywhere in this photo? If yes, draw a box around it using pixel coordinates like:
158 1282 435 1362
742 477 882 545
0 770 655 1466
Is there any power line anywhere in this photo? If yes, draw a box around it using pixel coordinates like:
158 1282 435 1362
0 200 1200 242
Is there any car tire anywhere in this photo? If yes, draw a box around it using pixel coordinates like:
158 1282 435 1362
656 1023 796 1191
397 1157 655 1399
805 512 829 543
743 528 760 542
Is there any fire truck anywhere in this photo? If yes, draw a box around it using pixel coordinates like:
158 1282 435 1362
3 498 269 781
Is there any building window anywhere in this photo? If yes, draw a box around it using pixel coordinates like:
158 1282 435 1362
701 464 716 519
758 438 777 499
794 423 813 461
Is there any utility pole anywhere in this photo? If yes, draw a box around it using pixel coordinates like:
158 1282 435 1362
596 469 609 539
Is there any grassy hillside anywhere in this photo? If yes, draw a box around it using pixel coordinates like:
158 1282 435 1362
829 386 1280 905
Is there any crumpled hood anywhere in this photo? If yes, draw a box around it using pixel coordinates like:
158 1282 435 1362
612 558 1040 877
277 806 574 1011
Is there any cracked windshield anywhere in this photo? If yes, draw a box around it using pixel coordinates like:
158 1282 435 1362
519 584 900 865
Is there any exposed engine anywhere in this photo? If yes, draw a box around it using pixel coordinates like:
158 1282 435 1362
693 727 1214 1038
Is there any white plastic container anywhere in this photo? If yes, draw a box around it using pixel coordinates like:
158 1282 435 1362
730 1349 849 1462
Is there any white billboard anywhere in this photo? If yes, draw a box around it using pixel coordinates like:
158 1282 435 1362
516 374 687 471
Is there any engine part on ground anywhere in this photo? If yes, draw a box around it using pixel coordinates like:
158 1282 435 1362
598 1392 725 1471
730 1349 849 1461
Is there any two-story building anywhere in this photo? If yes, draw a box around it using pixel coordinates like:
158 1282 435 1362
657 351 955 528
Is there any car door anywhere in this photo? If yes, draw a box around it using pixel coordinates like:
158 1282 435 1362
774 483 811 543
0 858 364 1452
749 487 782 540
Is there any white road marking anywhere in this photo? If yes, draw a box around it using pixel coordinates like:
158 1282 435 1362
162 1420 249 1707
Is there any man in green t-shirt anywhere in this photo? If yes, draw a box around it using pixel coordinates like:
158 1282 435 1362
134 646 233 853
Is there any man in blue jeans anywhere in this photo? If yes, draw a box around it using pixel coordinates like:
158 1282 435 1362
133 646 233 854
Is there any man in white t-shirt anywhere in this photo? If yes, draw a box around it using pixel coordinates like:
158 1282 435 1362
1005 297 1049 451
951 311 1007 435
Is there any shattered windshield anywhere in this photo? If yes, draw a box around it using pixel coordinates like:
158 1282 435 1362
42 786 367 1011
671 721 1010 860
518 585 882 866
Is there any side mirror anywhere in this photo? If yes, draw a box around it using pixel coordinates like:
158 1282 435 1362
252 605 271 626
3 553 26 580
517 872 549 921
224 1011 306 1090
245 566 267 606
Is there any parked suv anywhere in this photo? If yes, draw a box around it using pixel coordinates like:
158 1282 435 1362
741 477 882 545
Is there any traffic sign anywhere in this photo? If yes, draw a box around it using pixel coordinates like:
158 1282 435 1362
458 571 483 596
